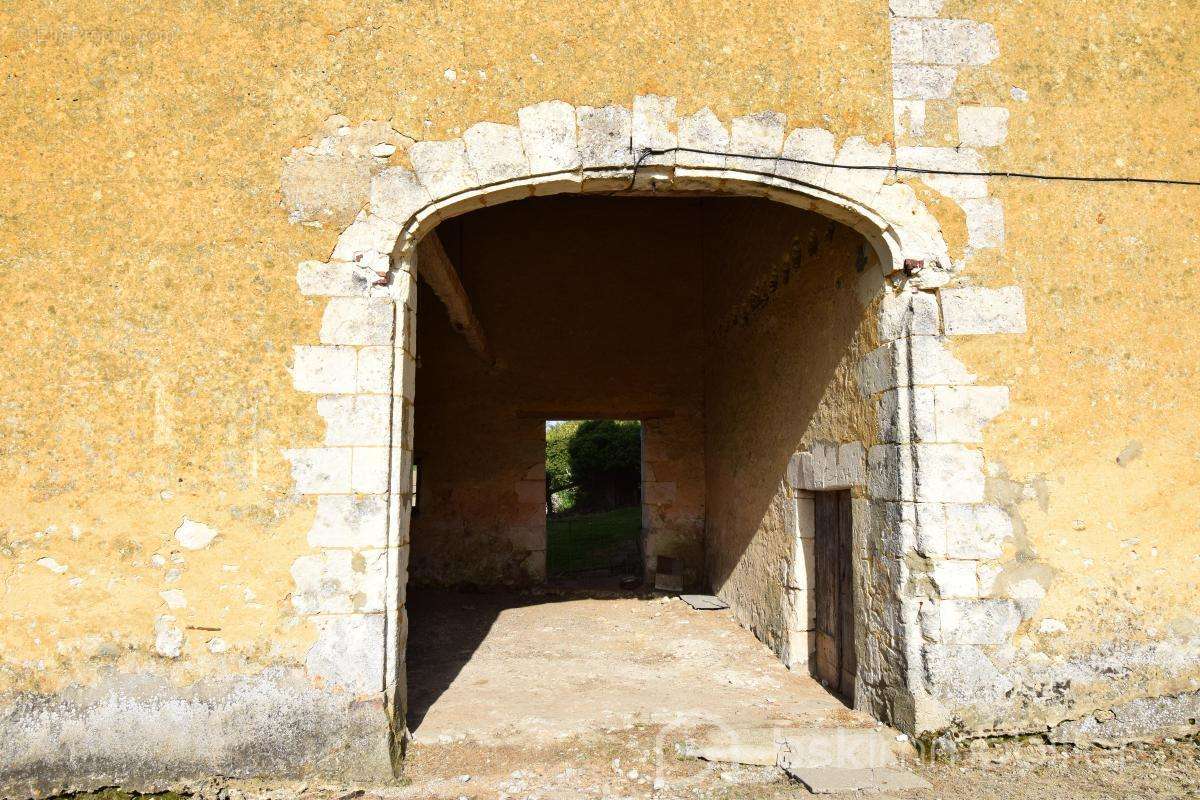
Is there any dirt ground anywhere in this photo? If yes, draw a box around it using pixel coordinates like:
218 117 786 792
108 730 1199 800
396 730 1200 800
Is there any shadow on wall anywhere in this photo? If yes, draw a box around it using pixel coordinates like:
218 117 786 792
701 201 872 658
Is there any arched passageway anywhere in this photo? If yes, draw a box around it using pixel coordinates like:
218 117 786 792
404 192 877 741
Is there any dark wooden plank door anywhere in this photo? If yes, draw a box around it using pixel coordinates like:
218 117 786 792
814 490 855 704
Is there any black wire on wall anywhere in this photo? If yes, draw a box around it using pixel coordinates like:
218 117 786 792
629 146 1200 188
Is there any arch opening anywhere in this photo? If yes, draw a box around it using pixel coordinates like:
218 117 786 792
296 103 974 765
402 190 886 744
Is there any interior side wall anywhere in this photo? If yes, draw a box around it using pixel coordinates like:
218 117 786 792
701 201 876 667
411 197 707 588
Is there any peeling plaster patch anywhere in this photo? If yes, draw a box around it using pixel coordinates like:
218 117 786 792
36 557 67 574
174 517 218 550
0 669 394 796
158 589 187 609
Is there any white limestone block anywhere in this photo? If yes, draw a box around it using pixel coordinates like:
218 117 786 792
576 104 633 172
895 145 989 201
395 352 416 401
776 127 835 190
784 587 816 631
727 111 786 173
938 599 1020 645
355 346 392 394
794 495 816 539
931 560 978 598
292 345 357 394
940 286 1026 335
958 106 1009 147
317 394 391 447
408 138 478 200
893 99 926 139
832 136 891 204
352 446 390 494
293 550 352 614
869 500 919 558
330 212 401 266
932 385 1009 442
878 290 940 341
370 167 432 225
857 343 897 396
915 443 986 503
920 19 999 66
909 335 977 386
893 64 957 100
284 447 352 494
676 107 729 170
867 444 910 500
890 18 925 64
857 336 976 396
962 197 1005 248
783 630 815 671
918 502 1012 559
631 94 677 169
463 121 529 184
319 298 393 346
355 549 390 613
788 536 816 590
518 100 581 173
294 548 387 615
306 613 385 693
923 643 1014 704
297 260 384 297
788 442 865 491
309 495 389 549
877 385 936 443
869 444 984 503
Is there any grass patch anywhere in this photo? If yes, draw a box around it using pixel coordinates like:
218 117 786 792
547 506 641 575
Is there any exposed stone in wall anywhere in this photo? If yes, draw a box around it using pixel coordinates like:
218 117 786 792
282 118 410 229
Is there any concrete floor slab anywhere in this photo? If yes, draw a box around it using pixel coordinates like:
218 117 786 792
405 589 883 748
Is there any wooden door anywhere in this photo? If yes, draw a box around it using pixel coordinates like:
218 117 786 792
814 490 856 704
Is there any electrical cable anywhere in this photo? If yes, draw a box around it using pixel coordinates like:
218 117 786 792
630 145 1200 188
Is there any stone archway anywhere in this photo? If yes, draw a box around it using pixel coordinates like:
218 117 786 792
285 96 1028 765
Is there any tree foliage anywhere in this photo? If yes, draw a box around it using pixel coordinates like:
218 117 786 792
545 420 642 512
545 420 581 496
567 419 641 484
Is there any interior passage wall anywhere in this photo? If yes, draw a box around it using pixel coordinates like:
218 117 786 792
701 200 876 665
410 196 707 588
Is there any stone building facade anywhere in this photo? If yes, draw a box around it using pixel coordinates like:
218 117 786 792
0 0 1197 794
